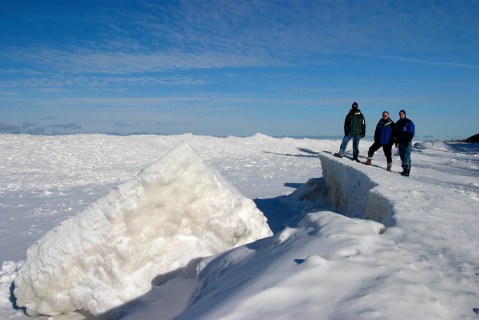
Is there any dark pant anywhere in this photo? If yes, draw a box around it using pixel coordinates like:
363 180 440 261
368 141 393 163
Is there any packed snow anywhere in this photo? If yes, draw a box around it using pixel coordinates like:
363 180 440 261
0 133 478 319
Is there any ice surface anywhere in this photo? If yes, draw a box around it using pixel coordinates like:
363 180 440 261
1 134 478 320
13 143 272 316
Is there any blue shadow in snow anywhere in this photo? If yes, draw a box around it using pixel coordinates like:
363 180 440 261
254 182 312 234
9 282 27 315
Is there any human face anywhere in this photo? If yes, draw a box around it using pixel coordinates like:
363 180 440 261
382 112 389 119
399 111 405 119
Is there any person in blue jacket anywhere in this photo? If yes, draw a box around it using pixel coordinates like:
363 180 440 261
363 111 396 171
395 109 415 176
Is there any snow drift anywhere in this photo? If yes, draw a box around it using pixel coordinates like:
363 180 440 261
173 149 478 319
13 143 272 316
413 140 455 152
177 211 388 320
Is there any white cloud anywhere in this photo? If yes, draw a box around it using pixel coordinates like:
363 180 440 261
2 1 477 80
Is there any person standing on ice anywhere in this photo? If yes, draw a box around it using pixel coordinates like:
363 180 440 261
363 111 396 171
395 109 415 176
334 101 366 162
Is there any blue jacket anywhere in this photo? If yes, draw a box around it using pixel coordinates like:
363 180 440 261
396 117 415 144
374 117 396 145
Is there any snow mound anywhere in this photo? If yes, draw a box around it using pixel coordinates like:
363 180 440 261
414 140 454 151
247 132 275 141
13 143 272 316
178 211 387 320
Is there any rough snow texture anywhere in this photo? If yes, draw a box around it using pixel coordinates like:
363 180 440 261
13 143 272 316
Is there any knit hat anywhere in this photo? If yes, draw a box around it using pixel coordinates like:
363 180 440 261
399 109 406 115
352 102 358 108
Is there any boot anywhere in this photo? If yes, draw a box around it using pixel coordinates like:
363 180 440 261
387 162 392 171
363 157 372 165
401 166 410 177
334 152 343 158
352 156 360 163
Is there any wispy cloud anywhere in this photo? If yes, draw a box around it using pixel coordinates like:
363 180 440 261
46 123 82 130
0 121 82 134
0 67 215 90
341 52 479 70
1 0 477 80
2 48 281 75
114 121 132 128
0 93 351 114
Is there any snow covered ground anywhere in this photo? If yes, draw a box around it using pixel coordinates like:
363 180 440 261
1 133 478 319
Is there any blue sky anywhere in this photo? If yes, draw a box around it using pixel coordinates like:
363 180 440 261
1 0 478 139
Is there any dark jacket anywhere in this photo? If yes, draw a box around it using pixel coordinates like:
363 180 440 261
396 117 415 144
344 108 366 137
374 117 396 145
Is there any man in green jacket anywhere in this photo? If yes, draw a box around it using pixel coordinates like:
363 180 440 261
334 102 366 162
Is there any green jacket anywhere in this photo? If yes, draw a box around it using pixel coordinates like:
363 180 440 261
344 108 366 136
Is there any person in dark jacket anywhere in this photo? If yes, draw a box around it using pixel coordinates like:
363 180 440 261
334 101 366 162
395 109 415 176
363 111 396 171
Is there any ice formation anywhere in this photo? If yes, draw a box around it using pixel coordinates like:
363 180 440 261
13 143 272 316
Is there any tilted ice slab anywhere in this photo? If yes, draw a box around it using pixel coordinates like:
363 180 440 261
14 143 272 316
317 153 394 227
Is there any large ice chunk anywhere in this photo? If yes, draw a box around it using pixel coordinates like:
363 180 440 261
14 143 272 316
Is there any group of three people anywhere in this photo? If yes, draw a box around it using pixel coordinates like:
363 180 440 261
334 102 415 177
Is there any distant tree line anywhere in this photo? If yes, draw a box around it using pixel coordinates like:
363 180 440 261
465 134 479 142
447 133 479 143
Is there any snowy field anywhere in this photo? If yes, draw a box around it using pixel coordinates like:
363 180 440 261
0 133 478 319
